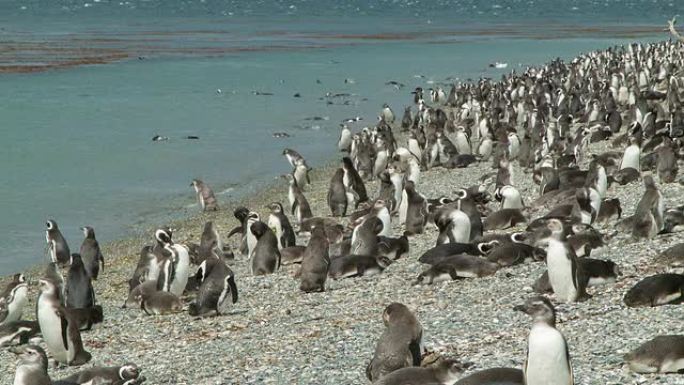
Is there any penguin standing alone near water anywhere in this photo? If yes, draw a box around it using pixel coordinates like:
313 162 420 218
515 296 573 385
46 220 70 266
190 179 219 211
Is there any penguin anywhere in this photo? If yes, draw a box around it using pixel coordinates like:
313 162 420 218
403 181 428 235
496 185 525 210
60 363 142 384
45 262 66 303
36 279 91 366
282 148 305 168
65 254 95 309
378 233 409 260
366 302 423 381
381 103 395 124
68 306 104 331
533 258 620 294
141 290 183 315
418 241 492 265
0 320 39 347
619 137 641 170
122 280 158 309
342 156 368 205
164 243 190 298
632 175 665 239
543 218 589 303
454 368 523 385
351 216 383 256
190 179 218 211
299 225 330 293
373 358 465 385
486 242 545 266
570 187 595 225
284 174 313 227
195 221 224 265
293 158 311 190
623 273 684 307
0 273 28 326
655 137 678 183
226 207 251 255
655 242 684 270
46 219 71 266
515 296 573 385
624 335 684 373
478 133 494 160
249 221 281 275
79 226 104 280
327 168 349 217
414 255 498 284
266 202 296 249
483 209 527 231
596 198 622 223
189 255 238 317
401 107 412 132
281 245 306 265
10 345 51 385
436 206 472 245
328 254 393 279
338 125 352 152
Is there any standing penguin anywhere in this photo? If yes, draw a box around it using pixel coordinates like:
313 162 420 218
293 158 311 191
632 175 665 239
338 124 352 152
250 222 281 275
65 254 95 309
164 243 190 297
342 157 368 205
190 179 218 211
381 103 395 124
36 279 91 366
266 202 296 249
544 219 588 303
327 168 349 217
299 225 330 293
79 226 104 280
189 255 238 317
351 216 384 256
403 181 428 235
46 219 70 266
284 174 313 227
10 345 51 385
0 273 28 326
515 296 573 385
366 302 423 381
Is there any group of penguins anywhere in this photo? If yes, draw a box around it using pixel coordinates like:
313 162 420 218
6 34 684 384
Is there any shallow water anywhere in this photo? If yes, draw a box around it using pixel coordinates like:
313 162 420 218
0 0 674 274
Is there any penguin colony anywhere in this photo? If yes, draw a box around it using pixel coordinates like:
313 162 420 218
6 33 684 384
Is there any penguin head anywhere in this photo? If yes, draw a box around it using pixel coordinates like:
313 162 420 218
13 273 26 284
233 207 250 222
545 219 565 239
514 296 556 325
45 219 58 231
37 279 57 295
11 345 48 371
382 302 415 327
190 179 202 190
69 253 84 268
154 228 173 246
376 256 393 269
249 221 269 238
81 226 95 239
435 358 469 382
266 202 283 214
119 363 141 380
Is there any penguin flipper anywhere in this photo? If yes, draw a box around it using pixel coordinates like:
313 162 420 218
408 339 422 366
56 309 69 352
228 275 239 304
226 226 243 239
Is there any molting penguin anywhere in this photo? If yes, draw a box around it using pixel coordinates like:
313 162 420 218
351 216 384 256
189 255 238 317
141 290 183 315
36 279 91 366
11 345 51 385
327 168 349 217
403 181 428 235
46 219 70 266
250 221 281 275
414 255 498 284
293 158 311 191
515 296 573 385
342 156 368 205
328 254 393 279
267 202 296 249
483 208 527 231
65 254 95 309
623 273 684 307
0 273 28 326
366 302 423 381
190 179 218 211
299 225 330 293
624 335 684 373
543 219 588 303
79 226 104 280
0 320 39 347
632 175 665 239
454 367 523 385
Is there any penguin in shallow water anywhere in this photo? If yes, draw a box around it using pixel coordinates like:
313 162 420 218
190 179 218 211
267 202 296 249
36 279 91 366
11 345 51 385
624 335 684 373
46 219 71 266
623 273 684 307
515 296 573 385
189 255 238 317
0 273 28 326
366 302 422 381
65 254 95 309
79 226 104 280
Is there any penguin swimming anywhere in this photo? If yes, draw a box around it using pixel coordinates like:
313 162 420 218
79 226 105 280
515 296 573 385
190 179 219 211
46 219 71 266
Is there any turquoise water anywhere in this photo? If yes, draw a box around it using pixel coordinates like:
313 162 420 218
0 0 675 275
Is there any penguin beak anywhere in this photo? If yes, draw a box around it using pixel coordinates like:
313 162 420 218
9 346 23 355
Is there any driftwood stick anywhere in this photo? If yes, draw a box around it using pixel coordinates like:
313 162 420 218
667 17 684 43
